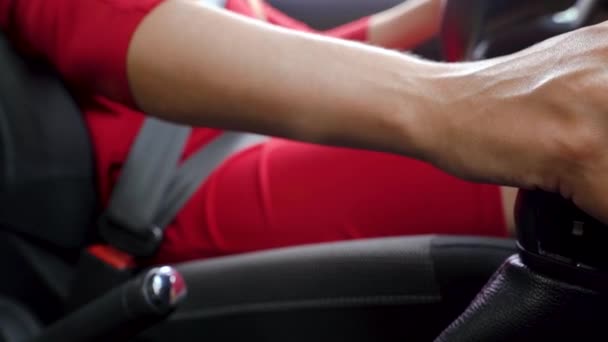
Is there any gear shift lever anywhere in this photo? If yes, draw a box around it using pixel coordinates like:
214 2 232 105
516 190 608 285
30 266 187 342
434 190 608 341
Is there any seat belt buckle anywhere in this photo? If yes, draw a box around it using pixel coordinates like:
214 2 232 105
98 214 164 258
68 244 137 309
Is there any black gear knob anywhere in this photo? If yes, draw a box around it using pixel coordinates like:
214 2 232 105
435 190 608 341
515 190 608 285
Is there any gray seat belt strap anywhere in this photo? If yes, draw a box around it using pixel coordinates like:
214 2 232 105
100 117 268 257
156 132 268 228
103 118 191 235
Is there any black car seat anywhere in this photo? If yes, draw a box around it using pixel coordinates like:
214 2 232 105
0 30 189 341
0 27 97 334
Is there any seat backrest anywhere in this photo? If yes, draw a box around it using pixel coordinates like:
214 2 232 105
0 32 97 249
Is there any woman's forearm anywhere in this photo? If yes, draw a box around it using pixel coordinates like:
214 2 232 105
128 0 448 159
123 1 608 224
367 0 444 50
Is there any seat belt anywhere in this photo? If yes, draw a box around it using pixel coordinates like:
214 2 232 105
71 119 267 308
98 0 271 257
156 130 268 229
99 118 268 257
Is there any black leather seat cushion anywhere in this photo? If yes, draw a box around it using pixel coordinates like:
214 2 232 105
0 297 41 342
139 235 515 342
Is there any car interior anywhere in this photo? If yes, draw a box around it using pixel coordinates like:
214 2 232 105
1 0 608 341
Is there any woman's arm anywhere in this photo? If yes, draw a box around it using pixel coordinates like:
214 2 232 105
247 0 443 50
129 1 608 223
6 0 608 223
129 0 443 159
2 0 437 156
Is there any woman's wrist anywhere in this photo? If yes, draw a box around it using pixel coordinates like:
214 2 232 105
384 58 457 163
395 58 537 184
419 51 582 194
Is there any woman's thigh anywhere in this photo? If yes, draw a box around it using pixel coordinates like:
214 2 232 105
155 138 507 263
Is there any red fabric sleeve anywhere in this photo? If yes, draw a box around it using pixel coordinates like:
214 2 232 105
2 0 165 105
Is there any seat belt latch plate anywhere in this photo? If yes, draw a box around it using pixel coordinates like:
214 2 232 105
98 215 164 258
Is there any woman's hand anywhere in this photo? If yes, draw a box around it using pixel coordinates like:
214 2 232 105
425 22 608 223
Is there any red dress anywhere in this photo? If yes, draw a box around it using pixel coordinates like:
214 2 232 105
0 0 507 264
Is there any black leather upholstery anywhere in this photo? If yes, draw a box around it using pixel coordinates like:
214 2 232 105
435 255 608 341
0 231 72 325
0 297 40 342
139 235 515 342
0 33 97 249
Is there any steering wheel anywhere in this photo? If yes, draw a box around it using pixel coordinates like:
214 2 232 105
434 1 608 340
440 0 592 61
